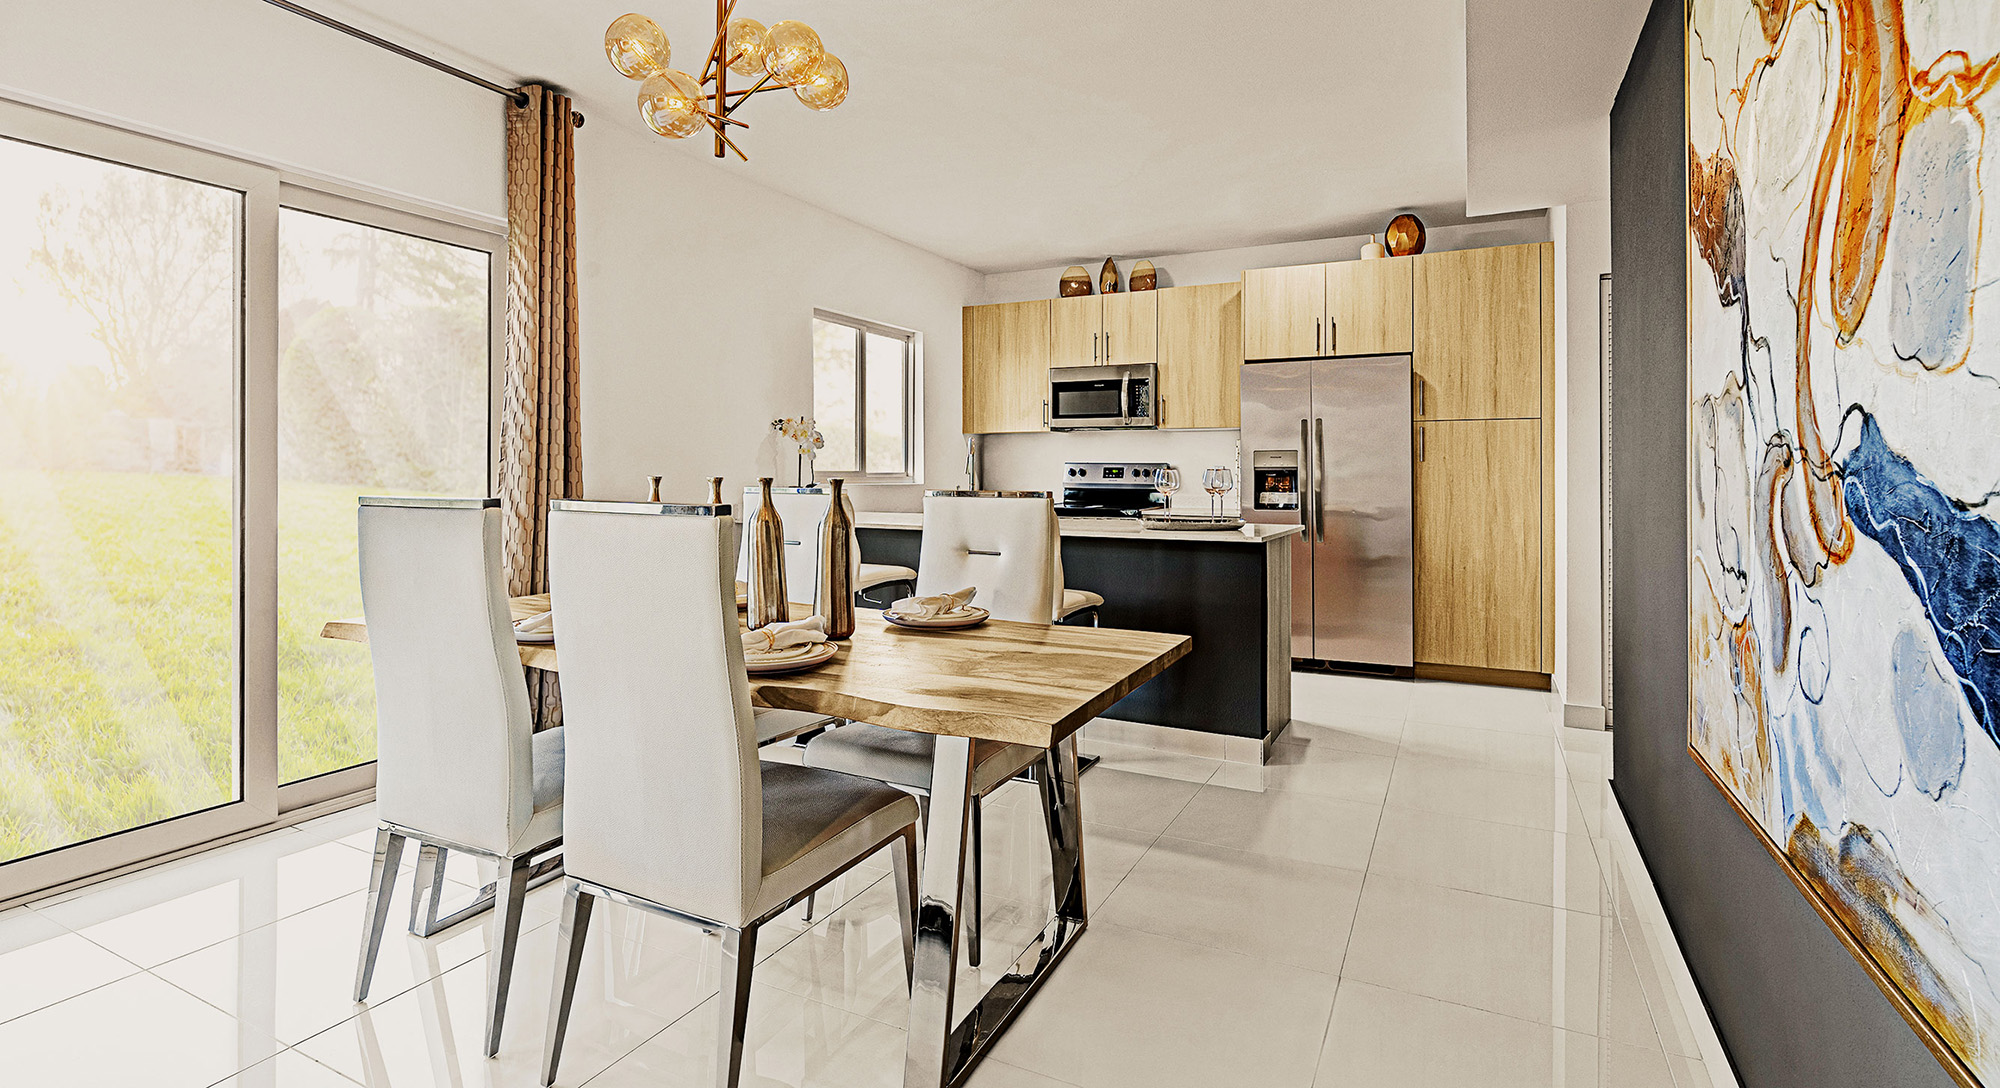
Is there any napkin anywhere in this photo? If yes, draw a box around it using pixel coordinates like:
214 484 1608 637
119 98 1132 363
514 610 555 635
889 587 977 619
742 615 828 659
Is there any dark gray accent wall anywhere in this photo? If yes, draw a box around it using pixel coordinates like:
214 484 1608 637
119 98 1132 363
1610 2 1955 1086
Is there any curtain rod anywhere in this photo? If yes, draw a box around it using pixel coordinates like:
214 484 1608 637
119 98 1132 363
256 0 585 125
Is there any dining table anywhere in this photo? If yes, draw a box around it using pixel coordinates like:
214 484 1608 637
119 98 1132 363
322 591 1191 1088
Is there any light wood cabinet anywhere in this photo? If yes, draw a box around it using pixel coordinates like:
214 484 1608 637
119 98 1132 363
962 300 1049 434
1412 418 1541 672
1049 294 1102 369
1102 291 1158 366
1156 282 1242 429
1413 243 1542 420
1242 264 1325 359
1327 255 1413 355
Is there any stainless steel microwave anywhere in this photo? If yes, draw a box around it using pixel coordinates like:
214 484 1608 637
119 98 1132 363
1047 363 1156 430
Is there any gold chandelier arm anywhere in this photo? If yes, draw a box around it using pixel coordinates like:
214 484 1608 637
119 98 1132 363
707 117 749 160
713 72 776 113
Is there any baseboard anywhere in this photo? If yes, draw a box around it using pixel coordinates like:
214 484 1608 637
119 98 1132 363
1564 703 1609 731
1413 662 1554 690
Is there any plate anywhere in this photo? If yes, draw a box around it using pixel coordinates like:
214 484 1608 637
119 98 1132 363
745 641 839 675
515 629 555 644
884 606 990 630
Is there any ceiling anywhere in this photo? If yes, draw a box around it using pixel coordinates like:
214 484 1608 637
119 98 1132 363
311 0 1641 273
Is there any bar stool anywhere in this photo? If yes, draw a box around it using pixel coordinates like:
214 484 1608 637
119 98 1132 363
351 496 563 1058
541 499 920 1088
801 490 1062 966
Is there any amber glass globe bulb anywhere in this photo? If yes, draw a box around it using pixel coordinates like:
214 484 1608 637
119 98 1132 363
638 70 706 138
605 13 671 80
726 18 769 77
763 20 824 85
793 53 849 111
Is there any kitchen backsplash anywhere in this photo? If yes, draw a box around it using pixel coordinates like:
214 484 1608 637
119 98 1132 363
978 428 1242 512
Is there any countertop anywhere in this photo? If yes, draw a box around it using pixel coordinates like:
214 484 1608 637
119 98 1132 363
855 511 1303 545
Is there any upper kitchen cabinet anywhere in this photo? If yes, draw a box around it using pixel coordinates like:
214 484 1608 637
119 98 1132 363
1326 255 1413 355
1242 264 1325 359
1412 242 1544 420
1102 291 1158 366
1156 282 1242 429
962 299 1050 434
1051 292 1158 368
1049 294 1102 369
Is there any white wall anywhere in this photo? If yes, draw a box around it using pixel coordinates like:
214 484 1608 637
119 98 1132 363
972 217 1553 501
574 124 982 513
0 0 506 225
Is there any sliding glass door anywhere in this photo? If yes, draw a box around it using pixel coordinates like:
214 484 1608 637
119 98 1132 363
275 196 497 792
0 100 498 900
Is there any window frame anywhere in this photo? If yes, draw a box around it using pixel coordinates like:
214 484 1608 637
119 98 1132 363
812 309 920 483
0 96 503 905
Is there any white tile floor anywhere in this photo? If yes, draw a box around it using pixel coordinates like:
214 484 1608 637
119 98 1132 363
0 673 1736 1088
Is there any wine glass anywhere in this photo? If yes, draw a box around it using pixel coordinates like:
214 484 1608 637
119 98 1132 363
1203 467 1235 518
1156 467 1181 513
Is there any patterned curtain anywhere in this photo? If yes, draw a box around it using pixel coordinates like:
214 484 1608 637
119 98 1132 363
502 84 582 726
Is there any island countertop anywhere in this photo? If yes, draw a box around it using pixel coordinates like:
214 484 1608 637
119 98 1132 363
855 510 1303 545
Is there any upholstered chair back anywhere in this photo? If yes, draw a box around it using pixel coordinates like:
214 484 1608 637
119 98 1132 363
915 493 1061 624
550 503 763 926
357 497 535 856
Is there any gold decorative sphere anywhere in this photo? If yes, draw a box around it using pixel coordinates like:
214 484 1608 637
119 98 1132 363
792 54 849 111
604 13 671 80
726 18 770 77
638 70 706 138
763 20 825 86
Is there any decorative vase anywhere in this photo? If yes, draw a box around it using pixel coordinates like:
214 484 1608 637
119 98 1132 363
1360 234 1386 260
1129 259 1157 291
706 476 725 505
747 477 789 630
646 475 663 502
1099 257 1121 293
815 478 855 640
796 448 815 487
1059 266 1093 297
1385 214 1426 256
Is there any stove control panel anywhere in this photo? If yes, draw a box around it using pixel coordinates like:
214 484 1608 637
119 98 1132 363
1062 461 1170 486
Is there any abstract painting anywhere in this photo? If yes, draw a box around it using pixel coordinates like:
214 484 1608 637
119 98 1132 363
1686 1 2000 1082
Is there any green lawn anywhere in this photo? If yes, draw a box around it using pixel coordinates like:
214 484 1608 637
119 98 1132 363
0 470 379 862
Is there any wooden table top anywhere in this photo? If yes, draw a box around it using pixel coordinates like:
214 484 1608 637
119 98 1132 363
321 593 1190 748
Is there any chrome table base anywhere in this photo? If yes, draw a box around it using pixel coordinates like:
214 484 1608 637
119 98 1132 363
905 733 1087 1088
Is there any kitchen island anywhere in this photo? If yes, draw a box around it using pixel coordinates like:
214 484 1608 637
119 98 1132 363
856 512 1301 760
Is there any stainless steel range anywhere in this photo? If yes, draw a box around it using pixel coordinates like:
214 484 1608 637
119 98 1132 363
1054 461 1170 518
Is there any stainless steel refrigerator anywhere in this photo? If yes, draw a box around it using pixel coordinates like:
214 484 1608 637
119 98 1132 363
1240 356 1414 670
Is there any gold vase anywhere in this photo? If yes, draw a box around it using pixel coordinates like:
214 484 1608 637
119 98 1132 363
706 476 724 505
646 475 663 502
816 478 855 639
747 477 789 630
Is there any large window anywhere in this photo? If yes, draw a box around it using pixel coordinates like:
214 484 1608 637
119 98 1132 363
812 312 916 479
0 100 498 899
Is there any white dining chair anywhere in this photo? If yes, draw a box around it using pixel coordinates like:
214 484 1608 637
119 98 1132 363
541 499 921 1088
351 496 563 1059
801 490 1065 966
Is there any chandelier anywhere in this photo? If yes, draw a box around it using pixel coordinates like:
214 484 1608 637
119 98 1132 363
603 3 848 161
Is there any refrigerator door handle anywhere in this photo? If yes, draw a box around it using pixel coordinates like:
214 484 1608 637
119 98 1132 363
1299 417 1314 541
1314 417 1327 543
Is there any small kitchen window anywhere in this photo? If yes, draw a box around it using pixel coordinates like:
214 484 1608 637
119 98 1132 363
813 310 917 480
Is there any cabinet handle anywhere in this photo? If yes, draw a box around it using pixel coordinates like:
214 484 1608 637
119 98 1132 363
1418 379 1425 417
1315 319 1322 355
1159 396 1166 427
1327 321 1335 354
1418 426 1425 462
1106 331 1111 359
1094 332 1100 361
1043 398 1050 428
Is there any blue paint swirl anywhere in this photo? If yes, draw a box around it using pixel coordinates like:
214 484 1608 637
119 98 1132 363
1842 414 2000 748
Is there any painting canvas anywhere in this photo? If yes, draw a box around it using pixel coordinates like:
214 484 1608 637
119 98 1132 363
1685 1 2000 1082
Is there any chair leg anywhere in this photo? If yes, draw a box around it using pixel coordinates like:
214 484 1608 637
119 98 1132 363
716 925 759 1088
801 891 816 922
892 828 918 987
484 854 534 1057
967 799 982 968
353 827 406 1002
541 881 596 1087
408 843 447 935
